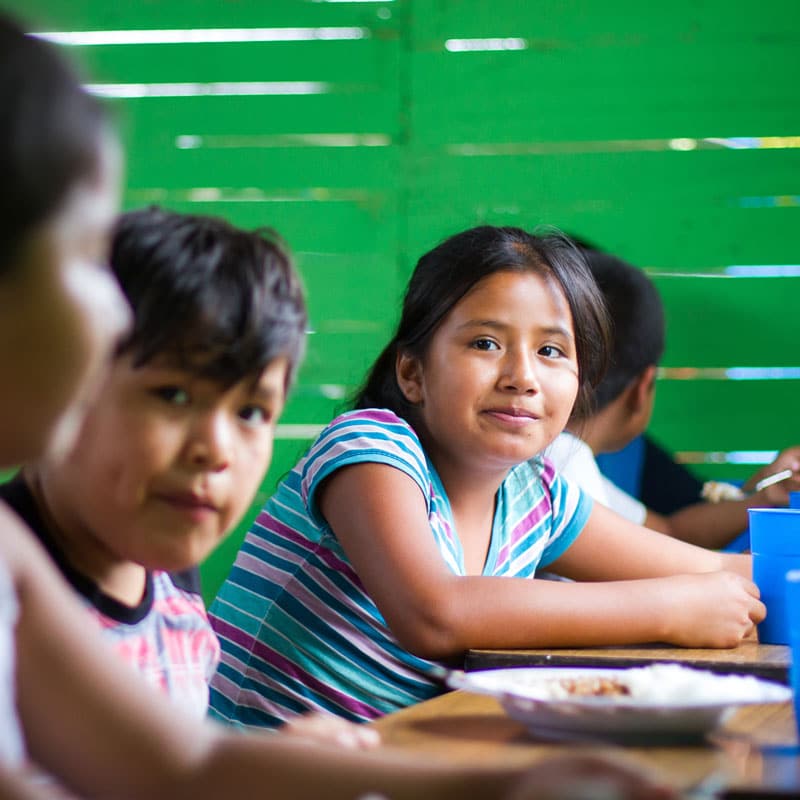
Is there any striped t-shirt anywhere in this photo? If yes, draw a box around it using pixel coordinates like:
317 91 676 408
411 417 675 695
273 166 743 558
0 476 219 720
209 408 591 727
95 571 220 719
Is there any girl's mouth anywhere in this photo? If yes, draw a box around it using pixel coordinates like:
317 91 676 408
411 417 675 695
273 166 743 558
484 407 539 425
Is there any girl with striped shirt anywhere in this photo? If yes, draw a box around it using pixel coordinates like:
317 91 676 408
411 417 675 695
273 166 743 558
209 225 763 728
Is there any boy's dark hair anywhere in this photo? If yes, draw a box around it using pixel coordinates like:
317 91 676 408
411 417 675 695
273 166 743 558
0 14 108 273
581 249 665 412
110 207 307 388
354 225 611 425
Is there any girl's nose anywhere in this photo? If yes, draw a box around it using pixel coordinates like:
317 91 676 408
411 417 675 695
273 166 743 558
186 411 232 471
500 349 540 394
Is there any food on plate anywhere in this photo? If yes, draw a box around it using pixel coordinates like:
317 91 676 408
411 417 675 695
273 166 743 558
506 663 775 705
449 664 792 740
701 481 745 503
555 676 631 697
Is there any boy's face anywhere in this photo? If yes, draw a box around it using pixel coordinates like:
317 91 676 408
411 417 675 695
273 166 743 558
44 353 289 572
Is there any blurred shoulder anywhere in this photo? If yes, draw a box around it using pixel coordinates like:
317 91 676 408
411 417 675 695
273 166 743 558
0 499 61 591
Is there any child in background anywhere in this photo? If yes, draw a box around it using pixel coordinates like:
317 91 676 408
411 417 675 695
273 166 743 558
0 206 306 719
545 246 800 550
209 225 764 728
2 14 679 798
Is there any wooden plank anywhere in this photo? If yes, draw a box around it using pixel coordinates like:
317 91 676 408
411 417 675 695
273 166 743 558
651 380 800 455
465 642 791 684
13 0 404 31
410 1 799 143
405 149 800 270
656 275 800 367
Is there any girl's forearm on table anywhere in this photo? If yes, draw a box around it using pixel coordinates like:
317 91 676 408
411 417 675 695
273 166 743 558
395 570 759 657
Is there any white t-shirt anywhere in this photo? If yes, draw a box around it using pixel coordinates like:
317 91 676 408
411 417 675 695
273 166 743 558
0 558 24 765
544 431 647 525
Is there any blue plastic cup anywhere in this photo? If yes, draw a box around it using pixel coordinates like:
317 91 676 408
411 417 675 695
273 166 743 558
749 508 800 644
790 492 800 510
786 569 800 735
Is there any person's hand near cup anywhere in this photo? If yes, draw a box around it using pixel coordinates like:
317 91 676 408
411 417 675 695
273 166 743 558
746 447 800 506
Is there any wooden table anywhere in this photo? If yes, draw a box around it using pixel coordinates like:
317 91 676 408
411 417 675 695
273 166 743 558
372 688 800 796
466 641 792 684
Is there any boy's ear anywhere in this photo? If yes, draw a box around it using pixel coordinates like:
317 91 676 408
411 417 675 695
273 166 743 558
627 365 658 413
396 351 423 404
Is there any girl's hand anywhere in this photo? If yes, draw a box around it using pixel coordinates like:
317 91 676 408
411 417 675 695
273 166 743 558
659 570 765 648
280 712 381 750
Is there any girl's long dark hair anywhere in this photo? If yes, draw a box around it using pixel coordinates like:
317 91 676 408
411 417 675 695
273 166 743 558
354 225 611 425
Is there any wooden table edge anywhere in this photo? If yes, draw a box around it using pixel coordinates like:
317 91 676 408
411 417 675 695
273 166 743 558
465 651 790 685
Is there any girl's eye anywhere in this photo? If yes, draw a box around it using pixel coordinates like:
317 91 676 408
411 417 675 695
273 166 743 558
539 344 564 359
472 337 499 351
154 386 190 406
239 405 272 426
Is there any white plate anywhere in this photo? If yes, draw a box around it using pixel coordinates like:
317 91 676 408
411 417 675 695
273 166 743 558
447 664 792 741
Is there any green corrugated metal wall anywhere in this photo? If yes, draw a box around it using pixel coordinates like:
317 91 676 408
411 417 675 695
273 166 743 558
7 1 799 603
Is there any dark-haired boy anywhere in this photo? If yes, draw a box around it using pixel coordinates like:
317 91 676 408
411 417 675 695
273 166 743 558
545 247 800 550
0 207 305 718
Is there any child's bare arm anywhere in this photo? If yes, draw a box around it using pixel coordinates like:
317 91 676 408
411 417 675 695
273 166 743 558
642 498 754 549
318 464 764 658
280 711 381 749
6 506 535 800
0 766 63 800
551 501 754 579
549 501 735 579
641 446 800 549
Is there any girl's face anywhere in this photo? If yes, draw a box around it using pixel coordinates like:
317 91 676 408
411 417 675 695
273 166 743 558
0 136 130 467
397 269 580 484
